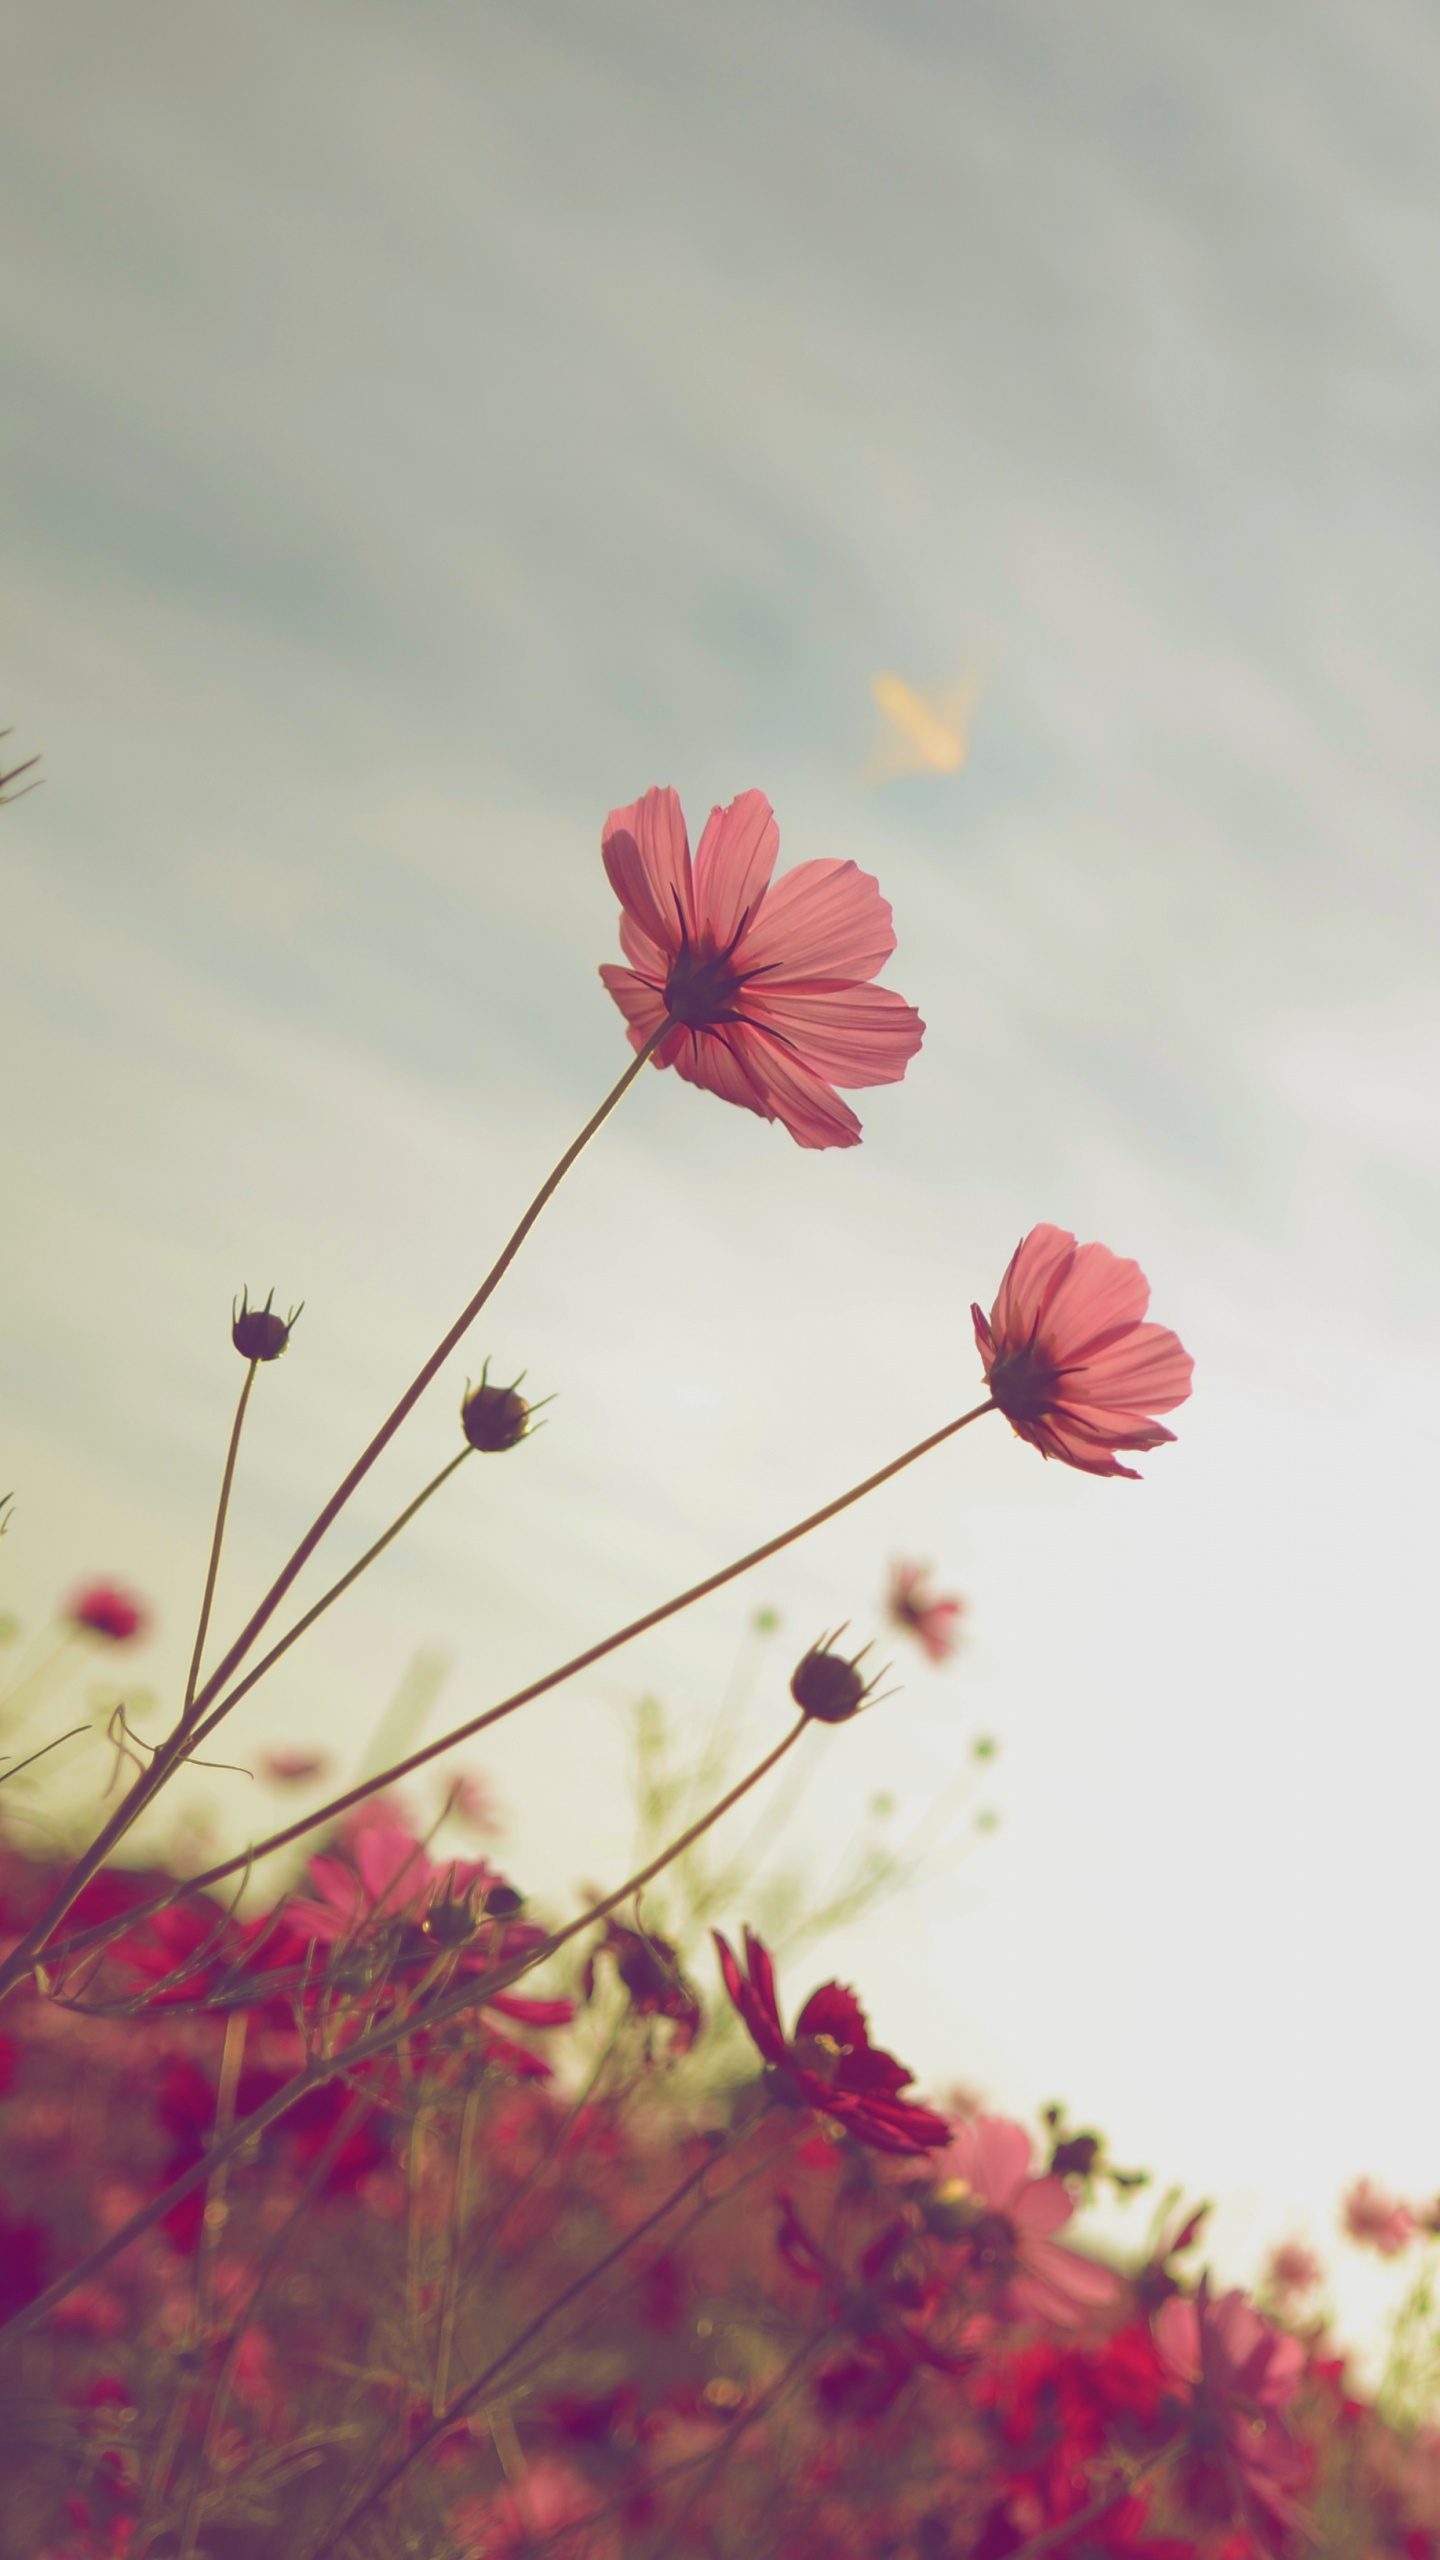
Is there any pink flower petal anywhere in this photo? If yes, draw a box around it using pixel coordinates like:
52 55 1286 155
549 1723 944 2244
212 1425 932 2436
739 979 925 1089
601 787 695 959
736 858 897 984
691 790 780 949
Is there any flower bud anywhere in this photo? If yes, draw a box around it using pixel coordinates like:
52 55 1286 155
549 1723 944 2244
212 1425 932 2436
232 1288 302 1363
460 1364 536 1454
790 1630 884 1725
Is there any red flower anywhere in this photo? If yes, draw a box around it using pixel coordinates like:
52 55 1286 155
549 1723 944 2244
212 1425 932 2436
714 1927 948 2154
973 1225 1193 1480
67 1583 149 1643
599 786 923 1150
885 1561 966 1665
581 1919 702 2051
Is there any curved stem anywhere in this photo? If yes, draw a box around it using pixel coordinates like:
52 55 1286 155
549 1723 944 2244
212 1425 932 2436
182 1360 258 1726
41 1398 995 1974
0 1717 807 2343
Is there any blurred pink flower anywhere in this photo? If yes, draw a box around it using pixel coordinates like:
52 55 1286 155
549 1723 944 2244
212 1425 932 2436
885 1560 966 1665
599 785 923 1150
931 2115 1121 2326
1156 2279 1307 2543
448 1771 502 1835
972 1225 1193 1480
67 1583 149 1644
1265 2238 1323 2302
260 1748 329 1785
1342 2177 1416 2258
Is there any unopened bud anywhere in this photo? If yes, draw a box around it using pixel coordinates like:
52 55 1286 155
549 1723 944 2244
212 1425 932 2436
790 1631 883 1726
460 1363 538 1454
232 1288 302 1363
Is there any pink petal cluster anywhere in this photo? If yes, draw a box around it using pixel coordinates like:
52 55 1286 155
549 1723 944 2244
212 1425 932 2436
599 787 923 1149
1342 2176 1416 2258
885 1560 966 1665
933 2115 1121 2326
973 1224 1193 1480
1156 2279 1307 2539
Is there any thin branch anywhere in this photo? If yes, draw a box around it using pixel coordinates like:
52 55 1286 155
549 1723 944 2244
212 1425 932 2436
181 1360 258 1725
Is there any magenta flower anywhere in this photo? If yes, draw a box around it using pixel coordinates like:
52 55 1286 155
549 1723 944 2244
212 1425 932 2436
930 2115 1121 2326
599 786 923 1149
1155 2279 1307 2544
715 1926 949 2155
1342 2177 1415 2258
67 1583 149 1644
973 1224 1193 1480
885 1560 966 1665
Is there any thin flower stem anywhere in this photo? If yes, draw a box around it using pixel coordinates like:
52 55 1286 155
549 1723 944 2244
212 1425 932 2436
178 2090 375 2560
41 1398 995 1976
181 1359 258 1726
186 1447 474 1747
314 2133 750 2553
182 1029 669 1730
0 1449 477 2000
0 1034 665 2004
0 1717 807 2343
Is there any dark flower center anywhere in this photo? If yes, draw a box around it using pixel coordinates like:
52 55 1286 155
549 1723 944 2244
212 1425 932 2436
664 943 744 1028
988 1344 1062 1423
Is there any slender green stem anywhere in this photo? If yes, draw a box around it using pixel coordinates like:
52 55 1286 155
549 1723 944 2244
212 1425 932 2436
182 1361 258 1726
40 1398 995 1976
0 1717 808 2343
316 2139 745 2552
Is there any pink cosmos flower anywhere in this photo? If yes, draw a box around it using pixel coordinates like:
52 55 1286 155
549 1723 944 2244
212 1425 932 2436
1265 2239 1323 2302
885 1560 966 1665
1155 2279 1307 2544
67 1584 149 1644
599 786 923 1149
1342 2176 1415 2258
930 2115 1121 2326
972 1224 1193 1480
715 1927 949 2154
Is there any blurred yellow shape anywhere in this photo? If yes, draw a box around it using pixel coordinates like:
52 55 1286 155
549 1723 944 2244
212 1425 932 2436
859 671 979 783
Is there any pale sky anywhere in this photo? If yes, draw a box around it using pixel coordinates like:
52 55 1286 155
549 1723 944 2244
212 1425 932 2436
3 0 1440 2354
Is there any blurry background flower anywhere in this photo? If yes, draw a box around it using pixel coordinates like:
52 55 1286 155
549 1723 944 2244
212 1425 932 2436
1342 2178 1416 2259
66 1585 149 1646
885 1561 966 1666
